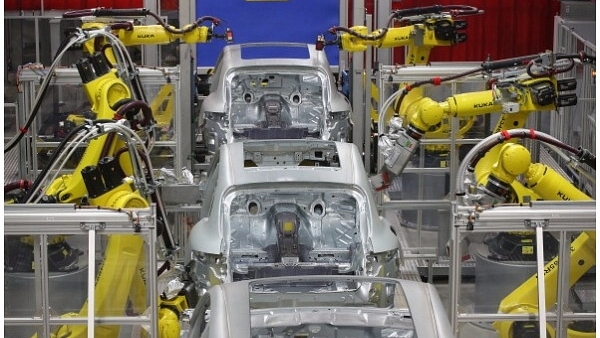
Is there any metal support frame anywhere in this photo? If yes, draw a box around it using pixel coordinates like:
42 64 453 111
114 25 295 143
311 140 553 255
351 0 366 160
15 67 183 179
449 201 597 337
338 0 349 71
141 0 160 66
375 62 487 264
374 0 392 65
363 14 373 174
16 83 33 179
531 219 550 338
552 13 596 199
178 0 196 174
4 204 159 337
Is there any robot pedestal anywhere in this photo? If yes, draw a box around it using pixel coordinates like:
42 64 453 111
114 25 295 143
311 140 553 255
459 243 539 338
4 267 88 337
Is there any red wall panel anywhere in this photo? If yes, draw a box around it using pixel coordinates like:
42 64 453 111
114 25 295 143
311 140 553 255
161 0 178 11
365 0 561 63
5 0 144 11
7 0 559 63
5 0 177 12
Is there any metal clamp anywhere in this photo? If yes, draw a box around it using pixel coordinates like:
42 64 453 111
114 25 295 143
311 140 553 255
524 219 549 228
80 222 106 231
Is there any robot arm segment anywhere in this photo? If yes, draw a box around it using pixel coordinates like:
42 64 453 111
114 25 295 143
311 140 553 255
493 230 596 338
372 86 500 189
457 129 595 337
456 128 594 201
525 163 594 201
326 19 466 55
113 25 212 46
65 7 233 57
480 142 595 338
372 51 595 191
483 143 532 200
318 4 482 54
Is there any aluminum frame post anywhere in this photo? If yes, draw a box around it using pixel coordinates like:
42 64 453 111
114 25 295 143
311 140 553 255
351 0 366 163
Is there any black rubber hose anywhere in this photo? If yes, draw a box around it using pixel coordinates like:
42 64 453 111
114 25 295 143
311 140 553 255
113 146 178 252
5 180 33 195
23 120 113 202
467 129 585 171
328 26 388 41
4 35 81 154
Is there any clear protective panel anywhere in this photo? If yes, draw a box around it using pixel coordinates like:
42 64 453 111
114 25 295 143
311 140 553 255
552 17 596 199
453 211 596 338
33 83 89 171
16 68 179 180
4 325 47 338
4 234 88 321
377 64 492 281
4 206 158 338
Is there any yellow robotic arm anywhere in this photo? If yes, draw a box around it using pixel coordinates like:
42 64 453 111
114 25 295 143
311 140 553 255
14 8 235 337
62 8 232 66
454 127 596 338
319 4 481 117
332 20 461 63
478 141 595 338
374 74 564 189
320 4 482 61
31 8 233 204
318 4 483 169
372 51 594 190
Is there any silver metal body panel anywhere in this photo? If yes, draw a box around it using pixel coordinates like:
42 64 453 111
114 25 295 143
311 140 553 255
199 43 353 153
185 275 454 338
187 140 401 286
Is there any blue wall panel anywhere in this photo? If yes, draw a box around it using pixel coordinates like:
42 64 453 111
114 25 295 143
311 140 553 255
196 0 340 67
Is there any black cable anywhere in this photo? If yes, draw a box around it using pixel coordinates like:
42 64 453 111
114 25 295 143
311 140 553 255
113 145 178 253
466 129 589 171
391 4 482 23
328 26 389 41
22 121 112 202
157 260 171 276
4 33 81 154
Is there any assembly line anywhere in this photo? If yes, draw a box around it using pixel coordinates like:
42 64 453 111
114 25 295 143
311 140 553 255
3 2 596 338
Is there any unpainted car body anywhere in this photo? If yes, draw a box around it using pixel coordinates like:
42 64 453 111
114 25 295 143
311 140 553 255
199 42 353 153
186 139 400 292
184 275 454 338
